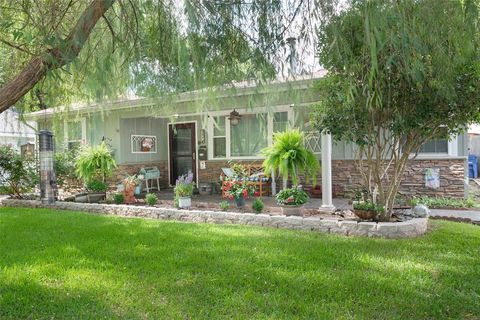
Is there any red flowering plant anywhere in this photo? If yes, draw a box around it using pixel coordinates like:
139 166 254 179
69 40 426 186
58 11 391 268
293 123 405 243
222 177 255 200
276 186 309 206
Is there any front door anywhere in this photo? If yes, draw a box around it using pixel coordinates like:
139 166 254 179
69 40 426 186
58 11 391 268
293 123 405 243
169 123 196 185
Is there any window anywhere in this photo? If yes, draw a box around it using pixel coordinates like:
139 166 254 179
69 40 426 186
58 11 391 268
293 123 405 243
212 116 226 158
418 127 450 155
230 114 268 157
131 135 157 153
419 139 448 154
273 112 289 133
65 119 85 151
208 109 292 159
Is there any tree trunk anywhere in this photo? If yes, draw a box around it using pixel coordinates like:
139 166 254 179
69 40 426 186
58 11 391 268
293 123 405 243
0 0 116 113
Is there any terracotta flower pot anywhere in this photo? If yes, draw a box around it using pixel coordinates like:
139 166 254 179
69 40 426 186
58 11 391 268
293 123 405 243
309 185 322 198
123 182 136 204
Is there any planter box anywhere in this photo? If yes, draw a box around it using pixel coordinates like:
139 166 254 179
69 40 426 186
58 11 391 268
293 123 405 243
280 205 303 216
178 197 191 208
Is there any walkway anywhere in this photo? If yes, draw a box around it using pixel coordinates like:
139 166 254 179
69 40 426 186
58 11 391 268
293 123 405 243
430 209 480 224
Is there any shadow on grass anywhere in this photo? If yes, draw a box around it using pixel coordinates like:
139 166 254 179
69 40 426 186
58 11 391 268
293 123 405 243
0 207 479 319
0 280 123 319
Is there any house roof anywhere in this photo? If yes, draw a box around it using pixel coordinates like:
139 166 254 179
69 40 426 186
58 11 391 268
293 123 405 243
25 70 327 120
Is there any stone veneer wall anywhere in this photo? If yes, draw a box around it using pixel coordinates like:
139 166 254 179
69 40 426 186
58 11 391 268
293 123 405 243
331 158 466 198
197 158 466 198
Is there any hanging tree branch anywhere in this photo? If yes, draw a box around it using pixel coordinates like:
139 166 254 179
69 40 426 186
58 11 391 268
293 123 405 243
0 0 116 113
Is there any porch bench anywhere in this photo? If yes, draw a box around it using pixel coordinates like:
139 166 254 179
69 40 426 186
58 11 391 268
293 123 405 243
221 165 270 197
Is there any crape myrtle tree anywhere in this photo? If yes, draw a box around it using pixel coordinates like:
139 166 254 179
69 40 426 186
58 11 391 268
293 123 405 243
0 0 320 114
313 0 480 220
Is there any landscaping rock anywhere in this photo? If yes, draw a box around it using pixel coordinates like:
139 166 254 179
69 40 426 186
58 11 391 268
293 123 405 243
354 222 377 237
412 204 430 218
339 220 359 235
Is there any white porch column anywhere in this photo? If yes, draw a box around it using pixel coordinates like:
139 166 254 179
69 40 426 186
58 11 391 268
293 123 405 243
321 133 335 211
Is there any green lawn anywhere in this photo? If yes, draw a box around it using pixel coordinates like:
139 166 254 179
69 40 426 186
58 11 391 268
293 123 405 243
0 208 479 319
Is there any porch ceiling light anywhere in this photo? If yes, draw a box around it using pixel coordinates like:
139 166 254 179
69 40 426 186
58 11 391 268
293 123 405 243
228 109 241 126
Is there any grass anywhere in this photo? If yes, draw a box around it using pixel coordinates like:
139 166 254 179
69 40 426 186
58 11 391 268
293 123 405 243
1 208 479 319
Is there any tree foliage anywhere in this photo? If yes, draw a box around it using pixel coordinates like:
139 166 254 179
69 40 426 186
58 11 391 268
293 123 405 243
313 0 480 219
0 0 320 114
0 145 38 198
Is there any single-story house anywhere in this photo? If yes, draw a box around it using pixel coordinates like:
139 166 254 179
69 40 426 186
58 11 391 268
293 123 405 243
0 108 36 153
25 70 468 208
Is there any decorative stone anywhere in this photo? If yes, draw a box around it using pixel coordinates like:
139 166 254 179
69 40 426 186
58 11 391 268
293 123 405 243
339 220 359 235
283 216 304 229
412 204 430 218
354 222 377 237
319 219 341 234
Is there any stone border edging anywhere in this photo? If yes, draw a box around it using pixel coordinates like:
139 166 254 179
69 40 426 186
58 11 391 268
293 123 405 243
1 199 428 239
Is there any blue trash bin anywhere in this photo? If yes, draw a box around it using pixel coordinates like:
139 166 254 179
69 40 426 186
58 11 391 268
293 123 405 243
468 154 478 179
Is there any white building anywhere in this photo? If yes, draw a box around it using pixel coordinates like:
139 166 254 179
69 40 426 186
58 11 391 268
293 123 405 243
0 108 36 152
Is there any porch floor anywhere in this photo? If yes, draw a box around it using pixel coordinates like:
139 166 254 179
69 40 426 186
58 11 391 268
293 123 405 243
141 189 351 212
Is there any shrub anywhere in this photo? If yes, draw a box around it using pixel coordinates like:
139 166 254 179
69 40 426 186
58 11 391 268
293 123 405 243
276 186 309 206
252 198 264 213
410 196 475 209
113 193 124 204
75 142 116 183
145 193 158 206
353 201 385 214
54 149 77 186
0 145 38 198
86 180 107 193
219 200 229 211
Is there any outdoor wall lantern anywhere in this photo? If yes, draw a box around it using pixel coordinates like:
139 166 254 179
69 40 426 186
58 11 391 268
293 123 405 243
228 109 241 126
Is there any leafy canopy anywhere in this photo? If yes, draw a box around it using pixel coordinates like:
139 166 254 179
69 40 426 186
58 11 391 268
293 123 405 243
313 0 480 218
315 0 480 147
0 0 319 113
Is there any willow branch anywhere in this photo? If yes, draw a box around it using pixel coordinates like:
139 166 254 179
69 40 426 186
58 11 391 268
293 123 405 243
0 0 116 113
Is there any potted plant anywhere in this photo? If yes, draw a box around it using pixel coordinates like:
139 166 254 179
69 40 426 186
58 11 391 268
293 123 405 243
84 180 107 203
123 175 139 204
276 186 309 216
261 129 320 189
353 201 384 221
261 129 319 215
174 172 194 208
309 184 322 198
75 142 116 203
222 177 255 207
